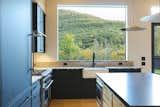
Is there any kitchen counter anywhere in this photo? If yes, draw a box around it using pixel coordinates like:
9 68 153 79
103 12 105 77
83 67 107 78
105 66 140 69
32 76 42 84
34 66 141 79
52 67 84 69
34 66 138 69
83 66 140 78
97 73 160 107
34 66 140 70
34 67 84 70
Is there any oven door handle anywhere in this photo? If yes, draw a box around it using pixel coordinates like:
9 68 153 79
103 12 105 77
44 80 53 90
43 75 52 82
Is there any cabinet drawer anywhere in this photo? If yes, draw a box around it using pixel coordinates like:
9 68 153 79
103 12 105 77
32 95 40 107
32 81 40 95
119 101 126 107
102 85 112 107
102 85 112 100
8 87 31 107
103 100 112 107
113 94 119 107
113 94 126 107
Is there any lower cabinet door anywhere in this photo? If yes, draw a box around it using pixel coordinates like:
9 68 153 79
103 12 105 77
113 94 126 107
119 101 126 107
102 85 112 107
32 81 41 107
32 96 40 107
112 94 119 107
20 97 32 107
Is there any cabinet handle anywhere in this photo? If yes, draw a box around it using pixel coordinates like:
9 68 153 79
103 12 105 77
44 80 53 90
27 68 33 73
27 34 33 37
33 31 47 37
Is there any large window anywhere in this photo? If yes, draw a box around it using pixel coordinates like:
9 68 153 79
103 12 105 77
151 6 160 75
152 23 160 75
58 5 127 61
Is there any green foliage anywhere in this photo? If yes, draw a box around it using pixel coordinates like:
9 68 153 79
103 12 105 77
154 26 160 56
58 9 126 60
59 33 80 60
154 69 160 75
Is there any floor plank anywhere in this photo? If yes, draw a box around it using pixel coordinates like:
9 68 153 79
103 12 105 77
49 99 98 107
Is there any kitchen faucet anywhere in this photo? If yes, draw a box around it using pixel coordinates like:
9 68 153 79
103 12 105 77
92 52 96 67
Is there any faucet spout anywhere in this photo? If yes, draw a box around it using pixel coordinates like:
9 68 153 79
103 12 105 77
92 52 96 67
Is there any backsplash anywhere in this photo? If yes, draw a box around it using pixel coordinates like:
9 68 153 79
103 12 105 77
34 61 134 68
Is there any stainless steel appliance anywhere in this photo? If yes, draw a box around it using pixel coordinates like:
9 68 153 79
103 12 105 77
32 69 53 107
96 77 103 107
41 74 53 107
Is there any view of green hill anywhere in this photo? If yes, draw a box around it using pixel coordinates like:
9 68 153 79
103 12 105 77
58 9 126 60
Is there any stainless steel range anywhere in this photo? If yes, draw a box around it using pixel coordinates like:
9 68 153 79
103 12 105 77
33 68 53 107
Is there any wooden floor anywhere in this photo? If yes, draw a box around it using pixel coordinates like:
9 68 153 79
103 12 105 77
49 99 98 107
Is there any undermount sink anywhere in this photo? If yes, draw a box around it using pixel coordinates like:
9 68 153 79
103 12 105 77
83 67 108 79
83 67 106 70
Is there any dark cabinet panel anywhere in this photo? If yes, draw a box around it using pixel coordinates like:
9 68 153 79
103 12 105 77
52 69 96 99
80 79 96 98
0 0 32 106
109 68 141 73
20 97 32 107
53 69 82 99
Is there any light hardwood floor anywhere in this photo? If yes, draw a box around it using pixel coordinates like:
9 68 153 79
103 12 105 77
49 99 98 107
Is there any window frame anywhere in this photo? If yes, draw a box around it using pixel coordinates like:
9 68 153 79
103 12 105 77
57 5 128 61
152 23 160 73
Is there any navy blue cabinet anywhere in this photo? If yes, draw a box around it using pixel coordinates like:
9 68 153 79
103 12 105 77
0 0 32 107
52 69 96 99
32 80 41 107
20 97 32 107
53 69 82 99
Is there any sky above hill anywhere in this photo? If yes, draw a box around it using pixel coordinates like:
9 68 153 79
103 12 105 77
58 5 127 21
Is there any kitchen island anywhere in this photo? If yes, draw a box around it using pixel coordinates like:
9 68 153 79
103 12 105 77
96 73 160 107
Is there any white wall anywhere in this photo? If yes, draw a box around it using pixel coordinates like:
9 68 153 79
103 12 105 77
127 0 157 72
35 0 159 72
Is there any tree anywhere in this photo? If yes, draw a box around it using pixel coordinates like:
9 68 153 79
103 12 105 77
59 33 80 60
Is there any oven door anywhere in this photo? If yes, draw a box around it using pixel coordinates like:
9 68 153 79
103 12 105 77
43 79 53 107
96 78 103 107
96 83 102 107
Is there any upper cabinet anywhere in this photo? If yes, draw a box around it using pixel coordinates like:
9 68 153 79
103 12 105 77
32 0 46 12
32 3 46 53
32 3 45 34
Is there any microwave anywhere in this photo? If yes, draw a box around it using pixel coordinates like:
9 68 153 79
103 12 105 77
32 3 46 53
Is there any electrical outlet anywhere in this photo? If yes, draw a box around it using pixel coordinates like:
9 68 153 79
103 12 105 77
141 57 145 61
63 62 68 66
118 62 123 65
141 62 145 66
